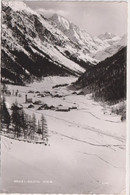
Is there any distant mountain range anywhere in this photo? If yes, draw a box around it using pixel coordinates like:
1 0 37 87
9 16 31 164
91 34 127 61
75 47 126 103
1 1 127 85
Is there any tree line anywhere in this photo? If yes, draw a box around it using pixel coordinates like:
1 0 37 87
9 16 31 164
1 97 48 142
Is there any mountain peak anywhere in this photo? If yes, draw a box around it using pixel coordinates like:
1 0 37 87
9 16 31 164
98 32 116 40
36 8 56 19
2 1 37 15
51 13 59 19
119 34 127 46
50 13 70 30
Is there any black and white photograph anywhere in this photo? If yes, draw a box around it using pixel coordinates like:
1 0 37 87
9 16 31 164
0 0 128 194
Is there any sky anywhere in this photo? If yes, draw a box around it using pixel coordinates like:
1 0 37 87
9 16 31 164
25 1 128 36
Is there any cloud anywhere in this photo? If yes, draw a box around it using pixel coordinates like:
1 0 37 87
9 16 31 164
36 8 68 18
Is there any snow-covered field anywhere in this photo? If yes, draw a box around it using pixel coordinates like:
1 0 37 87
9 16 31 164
1 76 126 194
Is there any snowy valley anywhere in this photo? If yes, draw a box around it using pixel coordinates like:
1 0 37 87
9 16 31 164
1 76 126 194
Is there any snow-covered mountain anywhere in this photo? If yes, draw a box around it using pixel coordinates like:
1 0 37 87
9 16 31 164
2 1 85 84
98 32 119 40
1 1 126 84
91 34 127 61
47 14 111 54
36 10 127 65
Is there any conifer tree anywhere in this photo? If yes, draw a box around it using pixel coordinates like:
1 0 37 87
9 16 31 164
1 97 11 130
20 110 28 139
32 113 37 132
29 113 37 140
37 120 42 135
11 102 21 137
41 114 47 140
26 114 32 139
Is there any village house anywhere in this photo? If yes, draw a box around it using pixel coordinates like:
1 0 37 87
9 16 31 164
55 106 70 112
25 94 33 103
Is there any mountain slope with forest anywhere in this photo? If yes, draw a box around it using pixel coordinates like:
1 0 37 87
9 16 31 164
75 47 127 103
